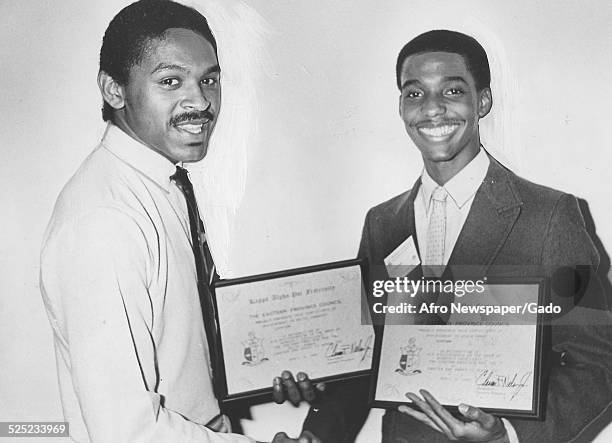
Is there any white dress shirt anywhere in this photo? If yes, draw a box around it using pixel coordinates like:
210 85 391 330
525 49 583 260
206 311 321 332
413 148 520 443
40 124 253 443
415 148 490 264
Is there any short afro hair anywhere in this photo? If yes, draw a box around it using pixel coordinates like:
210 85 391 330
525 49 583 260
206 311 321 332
99 0 217 122
396 30 490 92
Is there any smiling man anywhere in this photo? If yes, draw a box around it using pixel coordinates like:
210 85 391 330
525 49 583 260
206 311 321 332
39 1 318 442
303 30 612 442
100 24 221 163
397 49 491 186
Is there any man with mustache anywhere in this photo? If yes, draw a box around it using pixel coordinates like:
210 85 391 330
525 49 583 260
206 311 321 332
40 1 318 442
302 30 612 442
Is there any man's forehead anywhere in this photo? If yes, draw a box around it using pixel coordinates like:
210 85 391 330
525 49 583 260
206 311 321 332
136 28 219 72
400 51 473 85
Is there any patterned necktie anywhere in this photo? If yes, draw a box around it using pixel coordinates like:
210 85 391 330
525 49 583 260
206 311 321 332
423 186 448 275
171 166 220 396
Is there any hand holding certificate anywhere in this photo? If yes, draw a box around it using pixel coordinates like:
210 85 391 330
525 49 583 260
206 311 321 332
371 277 547 419
399 389 509 442
214 259 373 402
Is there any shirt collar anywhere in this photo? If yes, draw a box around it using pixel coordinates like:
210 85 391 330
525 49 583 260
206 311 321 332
101 123 179 192
420 148 490 211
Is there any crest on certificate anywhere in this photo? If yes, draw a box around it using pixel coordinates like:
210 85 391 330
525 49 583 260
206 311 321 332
395 337 422 376
241 331 269 366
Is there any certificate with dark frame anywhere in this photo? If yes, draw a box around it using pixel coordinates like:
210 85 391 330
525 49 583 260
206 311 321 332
213 258 373 402
370 276 547 419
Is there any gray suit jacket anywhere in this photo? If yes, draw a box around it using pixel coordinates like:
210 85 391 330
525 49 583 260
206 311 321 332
304 157 612 442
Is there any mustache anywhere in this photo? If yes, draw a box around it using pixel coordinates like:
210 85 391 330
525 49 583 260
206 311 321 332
170 110 214 126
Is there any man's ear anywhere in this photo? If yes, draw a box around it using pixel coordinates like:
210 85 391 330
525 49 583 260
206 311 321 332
477 87 492 118
398 94 403 119
97 71 125 111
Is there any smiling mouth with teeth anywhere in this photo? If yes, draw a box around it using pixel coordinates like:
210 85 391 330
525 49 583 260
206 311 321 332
176 123 206 134
417 124 460 138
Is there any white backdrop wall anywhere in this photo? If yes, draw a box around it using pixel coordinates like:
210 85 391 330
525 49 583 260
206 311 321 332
1 1 611 442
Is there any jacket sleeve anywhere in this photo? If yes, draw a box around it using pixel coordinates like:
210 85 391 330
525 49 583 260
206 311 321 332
510 194 612 442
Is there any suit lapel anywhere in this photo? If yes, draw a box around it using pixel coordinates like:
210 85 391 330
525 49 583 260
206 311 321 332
379 177 422 261
403 178 421 256
447 158 522 273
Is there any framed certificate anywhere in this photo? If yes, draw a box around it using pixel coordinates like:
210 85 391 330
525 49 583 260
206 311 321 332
370 276 548 419
213 259 373 402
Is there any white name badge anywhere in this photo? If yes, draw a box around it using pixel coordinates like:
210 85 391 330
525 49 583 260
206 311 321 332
384 236 420 278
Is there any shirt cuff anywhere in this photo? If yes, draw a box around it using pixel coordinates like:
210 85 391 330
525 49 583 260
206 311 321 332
501 418 519 443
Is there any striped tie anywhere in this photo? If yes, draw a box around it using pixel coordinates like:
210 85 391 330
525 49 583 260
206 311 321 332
423 186 448 276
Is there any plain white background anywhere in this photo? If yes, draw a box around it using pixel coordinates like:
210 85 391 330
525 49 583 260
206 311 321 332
1 1 611 441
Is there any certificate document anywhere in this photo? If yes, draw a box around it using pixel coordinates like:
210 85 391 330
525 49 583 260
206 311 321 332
371 277 546 418
214 259 373 400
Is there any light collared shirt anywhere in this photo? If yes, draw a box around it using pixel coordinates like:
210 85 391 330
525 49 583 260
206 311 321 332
40 124 253 443
415 148 490 265
413 148 520 443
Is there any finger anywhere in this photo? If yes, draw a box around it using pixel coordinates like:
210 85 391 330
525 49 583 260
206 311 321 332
296 372 316 402
405 392 453 437
420 389 465 435
458 403 497 430
297 430 322 443
272 431 290 443
272 376 284 404
205 413 225 432
315 382 326 393
219 414 232 433
281 370 302 406
398 404 444 433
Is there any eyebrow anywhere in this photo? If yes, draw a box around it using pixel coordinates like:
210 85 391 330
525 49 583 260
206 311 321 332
151 63 221 75
151 63 187 75
400 76 468 90
443 76 468 85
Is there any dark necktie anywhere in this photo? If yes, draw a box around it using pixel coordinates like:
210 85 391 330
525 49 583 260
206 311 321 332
171 166 221 397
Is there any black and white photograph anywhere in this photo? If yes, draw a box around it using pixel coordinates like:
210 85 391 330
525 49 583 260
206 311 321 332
2 1 611 442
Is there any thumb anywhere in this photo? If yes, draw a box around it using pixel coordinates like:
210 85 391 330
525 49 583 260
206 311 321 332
458 404 495 428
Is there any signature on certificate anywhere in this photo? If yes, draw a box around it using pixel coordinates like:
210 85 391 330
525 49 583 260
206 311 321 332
325 334 373 361
476 369 532 400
